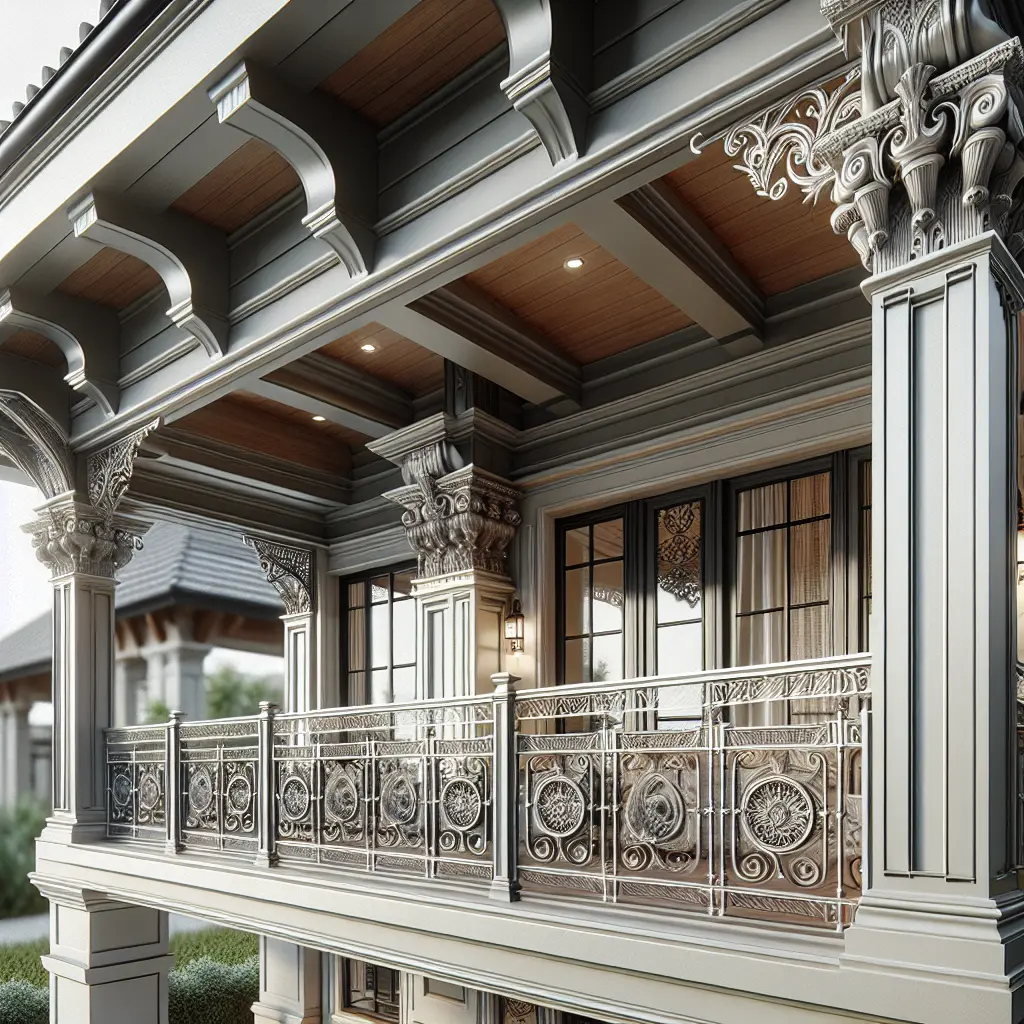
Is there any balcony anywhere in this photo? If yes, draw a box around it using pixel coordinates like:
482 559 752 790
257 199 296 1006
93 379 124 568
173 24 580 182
105 654 869 932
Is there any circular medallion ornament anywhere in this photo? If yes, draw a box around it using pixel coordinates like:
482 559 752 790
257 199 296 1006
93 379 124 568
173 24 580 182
379 770 418 827
324 771 359 824
112 771 132 809
280 776 310 822
226 775 252 814
441 778 482 831
534 775 586 837
624 771 685 845
188 767 214 814
137 771 161 812
741 776 815 854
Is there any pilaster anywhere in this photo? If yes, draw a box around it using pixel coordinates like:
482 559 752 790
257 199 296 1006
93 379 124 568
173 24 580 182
253 936 322 1024
368 413 522 699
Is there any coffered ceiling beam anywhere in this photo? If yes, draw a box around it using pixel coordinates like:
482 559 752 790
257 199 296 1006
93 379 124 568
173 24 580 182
379 283 581 406
493 0 593 165
68 191 229 357
576 183 765 356
0 287 120 417
209 61 377 279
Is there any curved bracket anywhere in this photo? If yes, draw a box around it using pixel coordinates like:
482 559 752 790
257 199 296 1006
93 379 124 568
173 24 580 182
0 385 74 499
0 287 120 417
493 0 592 165
209 62 377 278
68 191 229 357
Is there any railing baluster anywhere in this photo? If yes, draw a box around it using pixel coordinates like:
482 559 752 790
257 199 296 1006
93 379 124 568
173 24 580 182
255 700 278 868
165 710 183 855
489 672 520 902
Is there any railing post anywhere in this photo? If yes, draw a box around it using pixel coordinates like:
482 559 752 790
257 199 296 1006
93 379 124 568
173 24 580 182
256 701 279 869
489 672 520 902
165 711 183 855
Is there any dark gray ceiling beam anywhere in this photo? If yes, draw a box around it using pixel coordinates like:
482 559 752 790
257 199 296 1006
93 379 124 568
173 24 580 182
0 352 70 435
576 182 766 356
252 352 413 439
68 191 228 357
379 281 582 406
208 61 377 279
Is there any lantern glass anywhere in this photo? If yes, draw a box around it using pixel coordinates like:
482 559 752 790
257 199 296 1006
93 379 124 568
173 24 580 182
505 599 525 654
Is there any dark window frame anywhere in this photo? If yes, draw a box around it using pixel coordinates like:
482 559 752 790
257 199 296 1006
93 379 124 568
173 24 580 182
340 958 401 1024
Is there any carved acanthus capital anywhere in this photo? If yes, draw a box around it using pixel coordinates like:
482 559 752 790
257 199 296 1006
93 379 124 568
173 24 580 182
24 500 147 579
243 536 315 617
384 465 522 579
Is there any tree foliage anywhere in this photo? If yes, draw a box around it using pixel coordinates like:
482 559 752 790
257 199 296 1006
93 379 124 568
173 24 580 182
0 802 47 920
206 664 281 720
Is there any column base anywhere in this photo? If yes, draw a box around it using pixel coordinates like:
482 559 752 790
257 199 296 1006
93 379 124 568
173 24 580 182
39 814 107 846
488 879 520 902
252 1004 321 1024
841 888 1024 1023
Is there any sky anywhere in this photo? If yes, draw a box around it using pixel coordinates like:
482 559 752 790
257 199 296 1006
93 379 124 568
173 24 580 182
0 1 107 637
0 1 284 680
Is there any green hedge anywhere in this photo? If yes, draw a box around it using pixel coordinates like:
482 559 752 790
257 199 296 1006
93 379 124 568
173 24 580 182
0 929 260 1024
0 802 48 920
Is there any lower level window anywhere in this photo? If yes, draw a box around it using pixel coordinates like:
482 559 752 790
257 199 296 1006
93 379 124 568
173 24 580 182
343 960 400 1023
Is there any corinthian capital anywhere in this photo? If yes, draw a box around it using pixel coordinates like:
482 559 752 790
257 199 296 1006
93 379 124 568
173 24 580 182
24 499 147 579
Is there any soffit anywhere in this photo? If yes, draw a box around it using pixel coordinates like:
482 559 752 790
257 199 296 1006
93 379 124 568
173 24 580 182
662 143 860 298
318 0 506 127
0 329 64 367
173 391 362 474
318 322 443 396
172 139 300 235
463 223 693 363
56 246 162 310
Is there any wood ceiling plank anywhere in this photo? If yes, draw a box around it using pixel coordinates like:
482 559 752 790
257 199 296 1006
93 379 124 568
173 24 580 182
0 329 64 367
57 248 163 310
319 0 505 127
319 322 444 396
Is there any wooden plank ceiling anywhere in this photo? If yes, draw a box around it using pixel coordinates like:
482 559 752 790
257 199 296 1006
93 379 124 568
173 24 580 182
663 143 860 297
57 248 163 310
464 224 693 363
0 329 64 367
173 139 300 234
173 391 365 474
318 323 444 396
319 0 506 127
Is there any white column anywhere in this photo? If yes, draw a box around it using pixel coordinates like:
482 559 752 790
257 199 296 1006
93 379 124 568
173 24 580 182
26 497 148 844
0 698 31 809
157 640 210 720
245 536 331 1022
36 882 172 1024
114 655 148 726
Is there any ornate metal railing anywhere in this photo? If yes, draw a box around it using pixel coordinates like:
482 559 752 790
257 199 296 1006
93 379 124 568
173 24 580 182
105 654 869 931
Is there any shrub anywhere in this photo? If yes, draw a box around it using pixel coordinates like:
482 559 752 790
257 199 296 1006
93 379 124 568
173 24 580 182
0 979 48 1024
168 956 259 1024
0 802 48 919
0 941 46 988
171 929 258 968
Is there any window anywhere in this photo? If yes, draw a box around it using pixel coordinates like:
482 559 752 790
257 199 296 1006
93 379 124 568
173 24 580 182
555 453 868 685
561 515 626 684
732 470 832 665
344 567 417 706
342 960 400 1023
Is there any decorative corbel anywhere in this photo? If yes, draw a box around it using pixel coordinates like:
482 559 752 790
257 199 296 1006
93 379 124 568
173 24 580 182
208 61 377 278
0 287 120 417
243 536 315 617
68 191 229 357
493 0 592 165
86 419 160 516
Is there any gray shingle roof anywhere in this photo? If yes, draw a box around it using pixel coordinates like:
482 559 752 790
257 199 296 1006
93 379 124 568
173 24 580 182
0 523 282 682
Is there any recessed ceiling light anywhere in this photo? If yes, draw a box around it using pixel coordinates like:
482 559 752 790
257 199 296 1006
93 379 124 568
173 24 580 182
360 343 377 353
564 257 584 270
312 415 326 422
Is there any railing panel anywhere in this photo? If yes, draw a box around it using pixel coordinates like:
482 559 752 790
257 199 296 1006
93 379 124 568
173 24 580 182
178 717 260 855
106 725 167 841
273 697 495 883
514 655 868 929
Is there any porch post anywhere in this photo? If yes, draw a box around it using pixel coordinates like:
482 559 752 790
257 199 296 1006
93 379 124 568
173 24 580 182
804 2 1024 1006
27 495 149 844
0 696 32 809
246 536 332 1023
368 413 521 699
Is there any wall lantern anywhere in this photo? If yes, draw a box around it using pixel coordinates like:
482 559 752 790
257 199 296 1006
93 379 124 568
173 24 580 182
504 599 525 656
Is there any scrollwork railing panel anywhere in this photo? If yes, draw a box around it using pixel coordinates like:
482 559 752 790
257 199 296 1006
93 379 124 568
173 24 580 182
106 727 166 841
